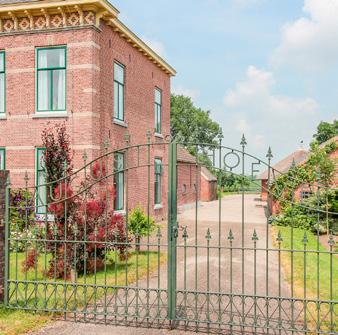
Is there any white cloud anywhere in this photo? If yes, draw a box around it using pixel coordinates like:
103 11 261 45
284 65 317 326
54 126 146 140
141 36 166 58
219 66 320 159
172 85 200 101
272 0 338 72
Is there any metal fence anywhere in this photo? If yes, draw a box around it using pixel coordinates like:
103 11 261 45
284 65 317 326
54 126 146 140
4 137 337 334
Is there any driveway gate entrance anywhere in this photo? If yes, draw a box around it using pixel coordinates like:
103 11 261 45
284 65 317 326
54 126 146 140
4 136 337 334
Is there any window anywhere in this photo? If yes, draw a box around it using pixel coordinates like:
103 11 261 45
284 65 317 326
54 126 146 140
154 158 162 205
114 152 124 210
114 62 125 121
301 191 312 199
37 47 66 112
0 148 5 170
0 51 5 115
154 88 162 134
36 148 47 214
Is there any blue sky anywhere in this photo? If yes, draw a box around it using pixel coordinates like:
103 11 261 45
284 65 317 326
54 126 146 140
111 0 337 163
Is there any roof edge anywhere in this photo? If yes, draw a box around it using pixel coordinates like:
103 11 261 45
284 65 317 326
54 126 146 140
0 0 176 76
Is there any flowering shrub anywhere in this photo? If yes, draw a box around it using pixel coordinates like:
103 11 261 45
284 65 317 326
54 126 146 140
21 125 130 279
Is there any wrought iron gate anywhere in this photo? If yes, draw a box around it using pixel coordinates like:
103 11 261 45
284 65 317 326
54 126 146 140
4 136 337 334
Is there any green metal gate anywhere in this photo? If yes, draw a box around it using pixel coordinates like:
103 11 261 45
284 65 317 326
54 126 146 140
4 135 337 334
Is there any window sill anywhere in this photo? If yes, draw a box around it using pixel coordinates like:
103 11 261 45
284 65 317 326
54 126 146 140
0 114 6 120
114 209 126 216
154 133 164 139
33 112 68 119
113 119 128 128
154 204 163 210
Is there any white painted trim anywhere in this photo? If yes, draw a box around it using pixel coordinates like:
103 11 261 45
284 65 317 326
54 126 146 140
7 68 34 74
154 133 164 139
32 112 68 118
83 88 97 93
113 119 128 128
72 144 101 150
68 41 101 49
69 64 100 71
6 46 34 53
154 204 163 210
6 146 34 150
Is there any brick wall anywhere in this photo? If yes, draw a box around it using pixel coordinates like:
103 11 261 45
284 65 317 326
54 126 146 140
0 21 172 218
177 163 201 209
0 170 9 302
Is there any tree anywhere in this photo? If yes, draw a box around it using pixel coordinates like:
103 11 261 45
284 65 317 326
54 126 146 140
41 122 73 183
313 120 338 144
171 94 223 165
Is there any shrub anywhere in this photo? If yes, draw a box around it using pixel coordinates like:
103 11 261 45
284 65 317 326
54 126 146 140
128 206 156 251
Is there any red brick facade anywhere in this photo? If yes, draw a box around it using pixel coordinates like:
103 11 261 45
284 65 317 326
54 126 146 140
0 1 174 219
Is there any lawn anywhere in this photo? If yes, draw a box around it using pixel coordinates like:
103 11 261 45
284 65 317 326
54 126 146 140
271 226 337 329
1 249 165 335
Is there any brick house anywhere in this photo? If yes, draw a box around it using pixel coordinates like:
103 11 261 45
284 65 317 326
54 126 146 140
200 166 217 202
257 137 338 215
0 0 176 219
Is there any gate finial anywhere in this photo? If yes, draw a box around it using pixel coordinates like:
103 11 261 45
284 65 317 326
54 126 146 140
266 147 273 160
240 134 247 147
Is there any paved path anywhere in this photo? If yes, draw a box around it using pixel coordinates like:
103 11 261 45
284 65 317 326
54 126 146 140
31 194 293 335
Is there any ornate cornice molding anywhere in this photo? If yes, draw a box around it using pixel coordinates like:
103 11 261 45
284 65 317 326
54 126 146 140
0 0 176 76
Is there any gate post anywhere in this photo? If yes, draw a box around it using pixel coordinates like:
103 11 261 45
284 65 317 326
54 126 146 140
167 140 178 324
0 170 9 303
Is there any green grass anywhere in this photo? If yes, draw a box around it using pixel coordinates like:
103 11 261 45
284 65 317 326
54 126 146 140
0 306 50 335
272 226 337 330
272 226 337 301
1 249 165 335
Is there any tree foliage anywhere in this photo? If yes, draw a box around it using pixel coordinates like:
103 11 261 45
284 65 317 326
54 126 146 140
171 94 223 164
313 120 337 144
41 122 72 183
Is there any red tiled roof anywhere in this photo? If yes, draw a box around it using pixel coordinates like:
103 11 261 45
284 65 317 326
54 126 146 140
257 149 309 180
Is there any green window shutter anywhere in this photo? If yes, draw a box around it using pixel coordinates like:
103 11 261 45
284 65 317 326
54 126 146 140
113 62 125 121
0 51 5 115
36 47 66 112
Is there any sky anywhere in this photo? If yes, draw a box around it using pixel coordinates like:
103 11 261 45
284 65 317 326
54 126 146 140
110 0 337 163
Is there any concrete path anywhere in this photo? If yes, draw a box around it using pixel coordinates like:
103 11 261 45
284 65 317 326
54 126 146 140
31 194 293 335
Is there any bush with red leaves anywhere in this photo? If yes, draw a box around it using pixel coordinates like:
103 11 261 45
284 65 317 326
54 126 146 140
25 125 131 280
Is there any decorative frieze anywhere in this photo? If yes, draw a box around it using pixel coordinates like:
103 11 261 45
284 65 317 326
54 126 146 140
0 10 96 33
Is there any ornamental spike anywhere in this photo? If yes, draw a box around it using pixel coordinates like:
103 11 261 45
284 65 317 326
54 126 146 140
53 224 58 237
103 138 110 151
328 234 335 247
266 147 273 160
276 231 283 243
24 171 29 186
94 226 98 238
82 151 88 163
135 228 140 239
146 130 152 143
206 228 212 240
182 226 188 239
124 132 130 144
240 134 247 147
302 232 308 245
34 225 39 237
156 226 162 239
252 229 259 241
5 174 10 187
228 229 234 241
290 158 296 169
